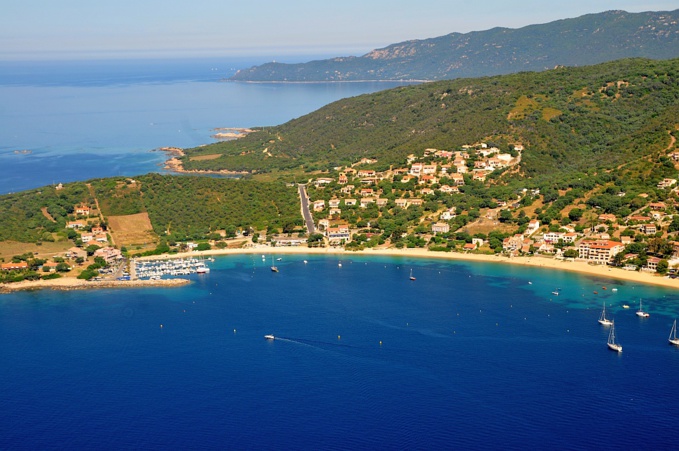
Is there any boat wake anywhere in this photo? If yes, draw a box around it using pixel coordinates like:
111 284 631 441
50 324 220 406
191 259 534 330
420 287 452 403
273 336 359 350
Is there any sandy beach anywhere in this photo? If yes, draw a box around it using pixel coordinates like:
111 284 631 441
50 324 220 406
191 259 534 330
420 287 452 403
3 246 678 293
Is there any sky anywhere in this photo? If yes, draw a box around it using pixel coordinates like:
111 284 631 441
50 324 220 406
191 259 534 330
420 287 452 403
2 0 678 60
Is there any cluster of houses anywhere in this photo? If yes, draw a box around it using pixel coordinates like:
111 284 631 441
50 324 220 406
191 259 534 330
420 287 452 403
1 203 124 274
65 203 110 245
310 143 522 244
302 141 679 274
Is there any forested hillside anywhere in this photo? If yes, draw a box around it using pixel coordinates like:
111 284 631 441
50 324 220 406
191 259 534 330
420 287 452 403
185 58 679 180
0 175 301 244
230 10 679 82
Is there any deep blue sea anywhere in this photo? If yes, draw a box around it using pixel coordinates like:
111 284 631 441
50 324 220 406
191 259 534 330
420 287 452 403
0 57 410 194
2 254 679 449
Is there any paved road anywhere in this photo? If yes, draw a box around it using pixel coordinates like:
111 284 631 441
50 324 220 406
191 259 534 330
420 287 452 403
298 184 315 234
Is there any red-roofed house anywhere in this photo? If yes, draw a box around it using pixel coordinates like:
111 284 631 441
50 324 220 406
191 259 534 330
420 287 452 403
1 261 28 271
577 240 624 264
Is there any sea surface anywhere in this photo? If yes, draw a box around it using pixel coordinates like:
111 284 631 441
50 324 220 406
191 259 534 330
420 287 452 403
2 254 679 449
0 57 411 194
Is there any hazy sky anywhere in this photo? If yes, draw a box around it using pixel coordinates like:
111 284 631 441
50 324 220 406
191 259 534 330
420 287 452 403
2 0 677 60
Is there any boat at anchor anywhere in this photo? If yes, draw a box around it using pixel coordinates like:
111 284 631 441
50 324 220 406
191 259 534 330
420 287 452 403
598 302 613 326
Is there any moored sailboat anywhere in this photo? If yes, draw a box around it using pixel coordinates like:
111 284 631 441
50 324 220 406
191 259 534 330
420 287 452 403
607 322 623 353
598 302 613 326
409 269 416 281
669 320 679 346
636 299 649 318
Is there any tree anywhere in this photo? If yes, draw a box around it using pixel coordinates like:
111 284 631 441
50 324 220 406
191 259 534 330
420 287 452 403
657 259 669 275
568 208 583 222
563 249 579 258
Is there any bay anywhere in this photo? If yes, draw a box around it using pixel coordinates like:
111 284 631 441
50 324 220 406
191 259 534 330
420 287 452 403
1 254 679 449
0 58 412 194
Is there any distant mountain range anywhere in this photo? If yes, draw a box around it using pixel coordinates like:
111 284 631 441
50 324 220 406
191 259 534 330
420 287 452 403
229 9 679 82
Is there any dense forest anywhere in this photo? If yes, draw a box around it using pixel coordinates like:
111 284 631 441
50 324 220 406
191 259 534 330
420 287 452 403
230 10 679 82
0 175 301 245
184 58 679 182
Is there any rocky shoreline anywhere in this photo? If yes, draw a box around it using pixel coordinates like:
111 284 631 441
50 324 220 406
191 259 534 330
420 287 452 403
0 277 191 294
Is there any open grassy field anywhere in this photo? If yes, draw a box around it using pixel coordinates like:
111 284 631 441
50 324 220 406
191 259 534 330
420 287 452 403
108 212 157 250
0 240 72 262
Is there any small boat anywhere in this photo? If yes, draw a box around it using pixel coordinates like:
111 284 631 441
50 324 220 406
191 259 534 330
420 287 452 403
598 302 613 326
622 304 629 309
409 269 416 281
593 291 598 295
607 322 622 352
303 260 308 264
611 288 618 292
528 281 532 285
669 320 679 346
551 291 559 296
277 258 282 261
264 334 275 340
636 299 649 318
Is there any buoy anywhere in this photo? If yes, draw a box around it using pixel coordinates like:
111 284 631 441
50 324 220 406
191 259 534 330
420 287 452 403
337 335 341 340
160 324 163 328
233 329 236 334
379 341 382 346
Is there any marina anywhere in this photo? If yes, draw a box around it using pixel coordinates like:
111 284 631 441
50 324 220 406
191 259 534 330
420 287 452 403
132 257 211 279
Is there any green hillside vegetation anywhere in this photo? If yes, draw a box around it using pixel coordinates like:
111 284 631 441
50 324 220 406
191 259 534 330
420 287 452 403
229 10 679 82
0 175 301 246
184 58 679 180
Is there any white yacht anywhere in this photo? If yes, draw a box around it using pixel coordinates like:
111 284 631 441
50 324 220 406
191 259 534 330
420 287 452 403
636 299 650 318
598 302 613 326
264 334 275 340
607 322 622 353
669 320 679 346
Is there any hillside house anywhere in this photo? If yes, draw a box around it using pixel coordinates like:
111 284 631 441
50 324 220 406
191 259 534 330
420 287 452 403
75 204 91 216
66 220 87 229
438 185 458 194
640 224 657 235
313 178 333 187
525 220 540 236
658 179 677 189
360 198 376 208
431 222 450 234
450 173 465 186
395 199 409 209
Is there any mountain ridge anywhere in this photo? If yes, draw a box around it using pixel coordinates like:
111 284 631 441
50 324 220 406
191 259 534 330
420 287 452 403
229 9 679 82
